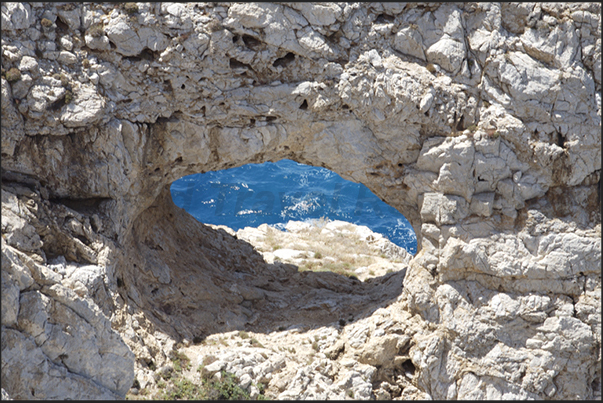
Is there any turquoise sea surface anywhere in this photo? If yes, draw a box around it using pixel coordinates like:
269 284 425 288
170 159 417 255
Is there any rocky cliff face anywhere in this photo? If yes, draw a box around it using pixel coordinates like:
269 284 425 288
1 2 600 400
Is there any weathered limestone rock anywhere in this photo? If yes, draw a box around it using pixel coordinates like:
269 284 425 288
1 2 600 400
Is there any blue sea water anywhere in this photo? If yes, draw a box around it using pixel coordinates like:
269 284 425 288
170 159 417 255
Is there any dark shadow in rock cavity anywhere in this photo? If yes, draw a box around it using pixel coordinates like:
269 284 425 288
119 186 408 344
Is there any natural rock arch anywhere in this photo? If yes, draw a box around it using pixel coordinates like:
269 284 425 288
1 2 600 400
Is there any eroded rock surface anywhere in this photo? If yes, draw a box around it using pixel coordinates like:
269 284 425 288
1 2 600 400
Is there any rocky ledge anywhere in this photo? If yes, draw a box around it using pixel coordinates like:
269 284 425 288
1 2 601 400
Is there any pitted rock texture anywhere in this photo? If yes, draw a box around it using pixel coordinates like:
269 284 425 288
1 2 601 400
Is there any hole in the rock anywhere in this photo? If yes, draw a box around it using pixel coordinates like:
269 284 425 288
592 377 601 394
375 13 395 24
170 159 417 255
55 17 69 32
230 58 249 70
455 114 465 131
556 131 565 148
140 48 158 61
46 95 67 111
242 34 261 49
299 100 308 110
124 55 142 63
402 359 415 376
273 52 296 68
124 159 420 344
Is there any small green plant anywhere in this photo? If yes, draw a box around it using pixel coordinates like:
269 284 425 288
203 371 251 400
159 378 203 400
64 90 73 105
160 368 173 381
347 389 354 398
314 251 322 259
170 351 191 373
123 2 139 15
426 63 436 74
250 338 265 348
41 17 54 28
239 330 250 339
312 341 320 352
5 67 21 83
87 23 104 38
467 124 477 133
386 269 393 274
156 380 166 389
272 245 281 251
255 382 270 400
368 270 375 276
82 58 90 68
